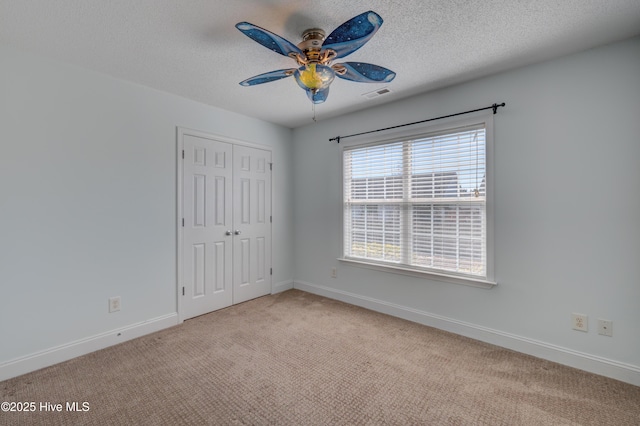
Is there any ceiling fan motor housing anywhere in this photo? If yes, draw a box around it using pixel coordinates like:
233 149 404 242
298 29 326 62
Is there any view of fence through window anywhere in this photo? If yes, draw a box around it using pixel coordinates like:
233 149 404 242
343 124 487 277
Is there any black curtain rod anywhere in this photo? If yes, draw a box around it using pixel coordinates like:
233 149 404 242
329 102 505 143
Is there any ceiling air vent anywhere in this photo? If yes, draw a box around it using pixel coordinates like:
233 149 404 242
362 87 392 100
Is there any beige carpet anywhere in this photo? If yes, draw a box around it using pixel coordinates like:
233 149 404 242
1 289 639 425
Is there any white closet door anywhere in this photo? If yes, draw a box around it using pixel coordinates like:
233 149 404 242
182 135 233 319
232 144 272 304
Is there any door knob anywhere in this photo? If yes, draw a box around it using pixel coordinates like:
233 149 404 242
225 230 232 236
234 230 241 235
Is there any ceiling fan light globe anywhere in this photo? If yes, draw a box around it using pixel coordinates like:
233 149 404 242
294 64 335 91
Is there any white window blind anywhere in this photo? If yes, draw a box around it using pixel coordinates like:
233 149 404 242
343 123 488 279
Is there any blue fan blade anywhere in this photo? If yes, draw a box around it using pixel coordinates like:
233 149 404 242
239 69 296 86
322 11 383 59
334 62 396 83
236 22 302 57
305 87 330 104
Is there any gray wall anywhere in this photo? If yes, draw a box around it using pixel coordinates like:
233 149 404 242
0 46 294 370
292 37 640 380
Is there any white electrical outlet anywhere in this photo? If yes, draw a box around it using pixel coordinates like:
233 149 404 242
598 319 613 337
109 296 121 313
331 267 337 278
571 313 588 332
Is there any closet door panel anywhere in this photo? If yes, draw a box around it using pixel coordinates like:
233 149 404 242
182 135 233 319
232 144 272 304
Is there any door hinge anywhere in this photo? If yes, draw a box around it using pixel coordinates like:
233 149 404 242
182 150 185 159
270 268 272 275
182 218 185 227
269 163 272 171
182 286 185 296
270 215 272 223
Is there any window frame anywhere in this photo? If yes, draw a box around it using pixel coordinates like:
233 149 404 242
339 112 496 288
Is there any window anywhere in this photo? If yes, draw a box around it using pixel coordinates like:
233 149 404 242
342 115 494 285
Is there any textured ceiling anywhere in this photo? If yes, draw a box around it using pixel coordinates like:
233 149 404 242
2 1 640 128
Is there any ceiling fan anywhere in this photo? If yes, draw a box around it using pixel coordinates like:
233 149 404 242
236 10 396 104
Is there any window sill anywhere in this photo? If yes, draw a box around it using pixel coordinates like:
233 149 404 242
337 257 497 289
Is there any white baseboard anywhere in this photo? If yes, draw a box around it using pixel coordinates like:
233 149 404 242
0 313 179 382
294 280 640 387
272 279 294 294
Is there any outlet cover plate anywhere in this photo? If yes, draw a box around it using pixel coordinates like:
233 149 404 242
571 313 588 332
109 296 121 313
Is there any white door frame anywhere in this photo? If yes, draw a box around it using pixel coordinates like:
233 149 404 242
176 127 273 323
